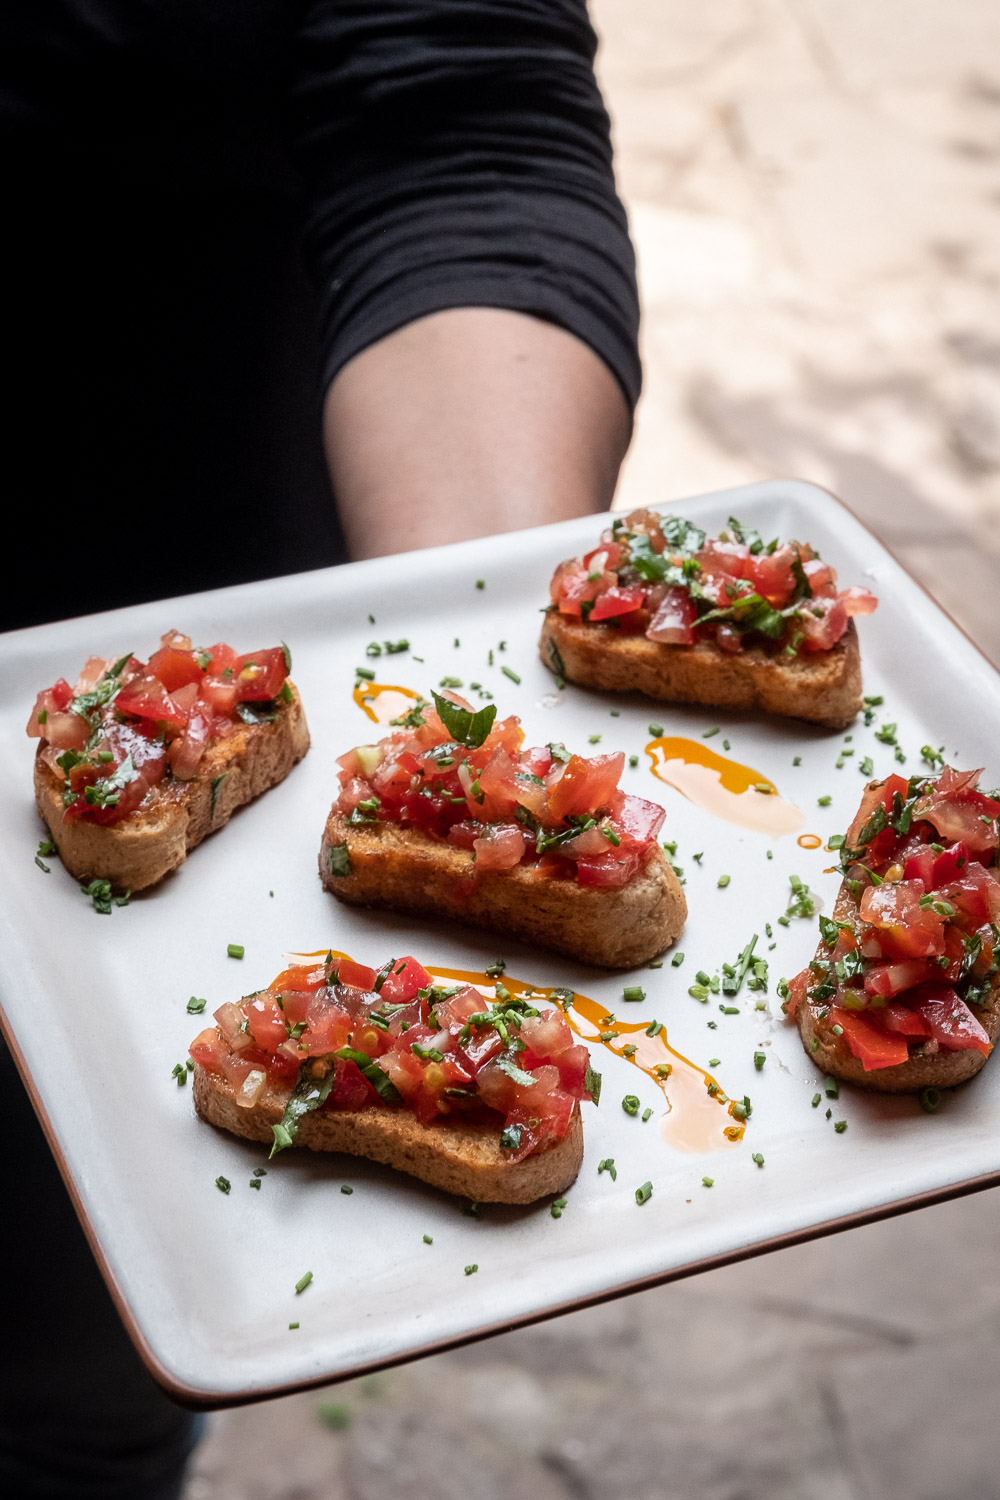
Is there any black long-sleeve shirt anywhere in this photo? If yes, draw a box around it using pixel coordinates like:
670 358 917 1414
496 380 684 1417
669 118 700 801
2 2 639 630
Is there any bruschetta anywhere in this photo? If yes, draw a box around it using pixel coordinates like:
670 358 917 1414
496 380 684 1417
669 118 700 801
28 631 309 893
785 767 1000 1091
318 691 686 968
190 952 594 1203
540 510 877 729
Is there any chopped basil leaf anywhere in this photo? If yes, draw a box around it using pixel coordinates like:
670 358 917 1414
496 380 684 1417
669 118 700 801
326 841 352 877
431 690 497 748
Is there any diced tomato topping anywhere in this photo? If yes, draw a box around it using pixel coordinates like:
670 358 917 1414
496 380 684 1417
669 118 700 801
914 768 1000 862
876 1002 932 1038
245 998 288 1053
336 958 378 992
145 647 205 694
840 587 878 617
914 985 992 1057
473 824 526 870
547 512 875 659
548 752 625 822
864 959 941 999
645 586 697 644
860 880 947 958
234 647 287 703
749 544 797 605
189 955 594 1161
792 766 1000 1067
797 596 848 653
589 586 645 621
831 1009 911 1070
28 633 292 826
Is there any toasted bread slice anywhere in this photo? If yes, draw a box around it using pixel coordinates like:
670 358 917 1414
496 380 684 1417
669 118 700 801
796 885 1000 1092
540 613 861 730
192 1062 582 1204
318 811 686 969
35 685 310 892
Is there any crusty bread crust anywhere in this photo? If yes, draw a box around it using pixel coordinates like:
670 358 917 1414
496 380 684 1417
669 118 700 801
318 810 686 969
192 1062 583 1204
796 884 1000 1092
540 613 862 730
35 685 310 892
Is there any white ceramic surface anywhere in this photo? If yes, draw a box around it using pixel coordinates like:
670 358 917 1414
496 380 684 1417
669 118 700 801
2 480 998 1404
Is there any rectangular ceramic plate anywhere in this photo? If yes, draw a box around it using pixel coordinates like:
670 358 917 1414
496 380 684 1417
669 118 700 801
3 480 999 1406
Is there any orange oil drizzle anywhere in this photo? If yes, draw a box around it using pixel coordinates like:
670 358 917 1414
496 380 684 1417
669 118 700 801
646 736 805 837
287 950 743 1154
797 833 823 849
352 681 423 725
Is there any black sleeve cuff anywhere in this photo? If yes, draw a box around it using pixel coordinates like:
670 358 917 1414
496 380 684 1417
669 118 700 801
294 1 641 409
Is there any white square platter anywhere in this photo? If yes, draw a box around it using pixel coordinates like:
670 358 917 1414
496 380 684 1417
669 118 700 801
2 478 998 1406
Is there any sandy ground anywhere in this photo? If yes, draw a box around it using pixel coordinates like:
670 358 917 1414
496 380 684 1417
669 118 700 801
184 3 1000 1495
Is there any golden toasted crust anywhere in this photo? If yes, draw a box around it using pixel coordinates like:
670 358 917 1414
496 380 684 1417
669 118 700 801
318 810 686 969
796 884 1000 1092
540 613 862 731
192 1062 583 1204
34 685 310 892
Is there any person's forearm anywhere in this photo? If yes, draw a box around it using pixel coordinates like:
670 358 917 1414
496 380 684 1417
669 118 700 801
323 308 632 559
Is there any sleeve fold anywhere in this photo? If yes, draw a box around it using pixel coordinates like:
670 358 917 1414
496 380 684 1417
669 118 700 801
294 0 641 407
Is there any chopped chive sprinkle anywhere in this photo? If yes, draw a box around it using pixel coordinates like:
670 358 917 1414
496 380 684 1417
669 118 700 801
818 795 831 806
227 943 245 959
423 1234 433 1244
588 733 601 744
752 1153 764 1168
501 666 520 684
622 985 645 1002
628 755 639 767
824 1076 839 1098
355 666 376 681
708 1057 721 1068
550 1196 568 1219
754 1051 766 1070
622 1094 640 1116
701 1176 714 1188
702 727 720 739
186 996 207 1014
648 723 664 736
289 1321 300 1330
215 1176 231 1194
249 1179 261 1190
717 874 731 888
295 1272 313 1294
671 951 685 967
635 1180 653 1206
812 1093 822 1107
641 1107 652 1122
834 1120 847 1133
598 1158 617 1180
475 579 486 590
341 1184 353 1195
464 1264 479 1275
645 1020 663 1037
